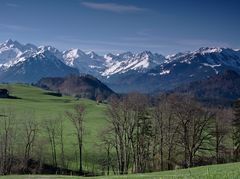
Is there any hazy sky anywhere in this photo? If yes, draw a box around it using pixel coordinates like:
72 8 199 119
0 0 239 55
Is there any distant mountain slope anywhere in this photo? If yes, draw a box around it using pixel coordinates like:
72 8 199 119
62 50 166 79
36 75 115 100
119 47 240 93
101 51 166 76
171 70 240 105
0 49 79 83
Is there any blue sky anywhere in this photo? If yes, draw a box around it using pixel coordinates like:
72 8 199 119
0 0 239 55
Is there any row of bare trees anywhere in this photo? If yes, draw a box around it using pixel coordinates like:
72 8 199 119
100 93 235 174
0 105 85 175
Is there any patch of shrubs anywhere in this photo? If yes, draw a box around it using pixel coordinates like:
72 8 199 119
44 92 62 97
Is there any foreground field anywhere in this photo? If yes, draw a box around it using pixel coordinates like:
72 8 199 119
0 84 108 170
1 162 240 179
1 84 239 178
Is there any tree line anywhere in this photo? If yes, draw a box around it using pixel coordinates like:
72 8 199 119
0 93 240 176
99 93 239 175
0 105 85 175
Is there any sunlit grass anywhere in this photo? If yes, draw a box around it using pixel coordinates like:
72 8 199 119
0 84 108 170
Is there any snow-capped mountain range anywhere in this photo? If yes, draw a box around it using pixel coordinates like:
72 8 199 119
0 39 166 77
0 39 240 93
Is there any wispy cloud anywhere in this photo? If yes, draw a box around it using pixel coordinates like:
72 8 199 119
0 23 37 32
6 3 19 8
81 2 146 13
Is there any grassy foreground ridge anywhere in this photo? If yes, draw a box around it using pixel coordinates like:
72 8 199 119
1 162 240 179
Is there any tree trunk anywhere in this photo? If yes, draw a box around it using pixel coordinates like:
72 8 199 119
79 140 83 174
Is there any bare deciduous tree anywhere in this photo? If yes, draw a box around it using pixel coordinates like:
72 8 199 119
172 95 215 167
212 107 232 163
0 107 17 175
99 128 114 175
59 117 66 169
66 104 85 174
43 117 58 167
152 94 179 170
21 111 38 172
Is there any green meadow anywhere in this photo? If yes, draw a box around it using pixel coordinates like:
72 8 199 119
0 84 108 170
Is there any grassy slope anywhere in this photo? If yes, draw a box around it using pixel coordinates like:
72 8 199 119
1 84 240 178
0 84 108 169
2 162 240 179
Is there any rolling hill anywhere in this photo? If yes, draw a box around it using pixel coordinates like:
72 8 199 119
36 75 115 100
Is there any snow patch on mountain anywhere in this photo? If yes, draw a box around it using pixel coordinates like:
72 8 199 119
160 70 170 75
196 47 223 55
202 63 221 68
202 63 222 74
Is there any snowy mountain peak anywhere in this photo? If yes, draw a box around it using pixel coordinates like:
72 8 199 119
0 39 37 53
62 48 90 68
196 47 223 54
4 39 14 45
38 45 59 53
137 50 152 57
37 45 62 60
136 51 165 64
0 40 26 67
1 39 21 49
166 52 190 61
63 48 86 59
